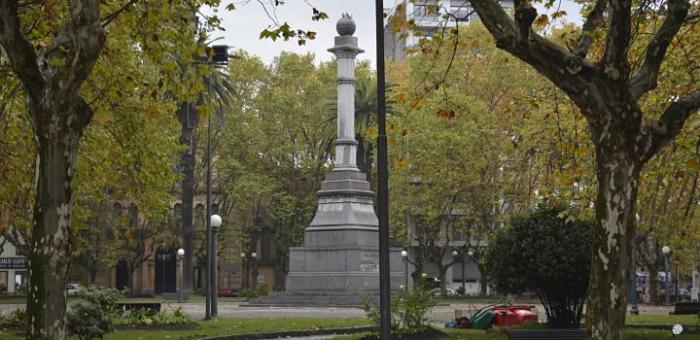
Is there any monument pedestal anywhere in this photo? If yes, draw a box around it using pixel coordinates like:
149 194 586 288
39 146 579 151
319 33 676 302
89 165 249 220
247 170 403 306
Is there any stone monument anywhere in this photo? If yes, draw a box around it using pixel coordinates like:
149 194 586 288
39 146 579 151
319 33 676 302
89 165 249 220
248 15 403 306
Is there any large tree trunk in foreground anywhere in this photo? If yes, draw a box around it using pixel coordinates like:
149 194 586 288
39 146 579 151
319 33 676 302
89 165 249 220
586 143 641 339
27 106 88 339
0 1 105 337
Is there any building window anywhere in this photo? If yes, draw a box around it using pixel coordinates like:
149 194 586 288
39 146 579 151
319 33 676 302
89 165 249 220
0 271 7 293
450 0 472 20
14 271 27 293
414 0 440 21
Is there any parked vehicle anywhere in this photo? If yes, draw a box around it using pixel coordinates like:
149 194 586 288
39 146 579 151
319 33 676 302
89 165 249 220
66 283 80 296
430 287 457 297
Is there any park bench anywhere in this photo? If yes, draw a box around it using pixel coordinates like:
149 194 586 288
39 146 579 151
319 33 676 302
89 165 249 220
505 329 584 340
670 301 700 315
114 302 161 313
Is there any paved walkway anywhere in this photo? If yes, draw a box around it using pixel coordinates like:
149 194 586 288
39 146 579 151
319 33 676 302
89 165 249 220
161 301 673 324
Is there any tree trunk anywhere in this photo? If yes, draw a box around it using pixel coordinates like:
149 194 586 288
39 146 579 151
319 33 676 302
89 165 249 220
439 266 448 297
90 269 97 284
27 117 83 339
585 145 641 340
178 102 198 292
127 267 135 294
648 267 658 304
273 251 287 291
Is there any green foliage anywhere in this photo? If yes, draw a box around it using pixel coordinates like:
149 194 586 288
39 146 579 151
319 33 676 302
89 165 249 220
238 285 270 299
67 287 123 340
387 24 598 294
483 206 593 328
0 308 27 327
118 307 190 326
361 286 435 335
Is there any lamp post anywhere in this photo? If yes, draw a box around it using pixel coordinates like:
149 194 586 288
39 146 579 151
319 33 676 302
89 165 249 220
204 44 228 320
452 250 459 294
251 252 258 289
662 245 671 305
466 251 473 295
240 252 247 289
630 214 640 314
374 0 392 338
210 214 222 317
177 248 185 303
401 250 408 291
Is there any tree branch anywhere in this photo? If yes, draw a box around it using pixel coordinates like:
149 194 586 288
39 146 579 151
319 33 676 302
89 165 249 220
629 0 690 99
641 91 700 163
574 0 607 59
601 0 632 81
469 0 598 119
62 0 106 100
0 1 44 103
101 0 141 27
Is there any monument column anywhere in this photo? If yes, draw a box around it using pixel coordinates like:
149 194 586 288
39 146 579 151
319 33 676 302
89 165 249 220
328 15 363 171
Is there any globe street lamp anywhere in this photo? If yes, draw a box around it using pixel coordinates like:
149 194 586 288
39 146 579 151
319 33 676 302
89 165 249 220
662 245 671 305
401 250 408 291
210 214 222 317
177 248 185 303
240 252 247 289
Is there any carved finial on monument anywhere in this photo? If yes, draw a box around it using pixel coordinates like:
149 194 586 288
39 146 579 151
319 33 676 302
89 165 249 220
336 13 356 36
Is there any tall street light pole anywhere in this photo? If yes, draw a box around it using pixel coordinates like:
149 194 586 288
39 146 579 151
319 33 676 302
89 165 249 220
251 252 258 289
240 252 247 289
204 45 229 320
401 250 408 292
461 251 467 295
210 214 222 317
375 1 392 338
662 245 671 305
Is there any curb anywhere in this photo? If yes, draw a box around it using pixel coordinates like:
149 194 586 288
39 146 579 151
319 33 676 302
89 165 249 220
199 325 374 340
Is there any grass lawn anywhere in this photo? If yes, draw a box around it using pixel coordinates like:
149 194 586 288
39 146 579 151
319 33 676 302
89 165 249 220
0 317 370 340
628 313 699 325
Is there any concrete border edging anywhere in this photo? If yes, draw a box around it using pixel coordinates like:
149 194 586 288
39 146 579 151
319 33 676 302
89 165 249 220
199 325 374 340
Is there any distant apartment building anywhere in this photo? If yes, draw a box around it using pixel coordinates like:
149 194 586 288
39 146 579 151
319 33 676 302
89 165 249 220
385 0 514 61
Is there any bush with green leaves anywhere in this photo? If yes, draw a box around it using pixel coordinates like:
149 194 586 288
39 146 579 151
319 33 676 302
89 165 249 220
239 285 269 299
483 206 593 328
0 307 27 328
362 286 435 335
67 286 123 340
118 307 190 326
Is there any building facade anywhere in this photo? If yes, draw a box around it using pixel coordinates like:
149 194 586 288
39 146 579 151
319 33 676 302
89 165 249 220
385 0 514 61
0 240 28 294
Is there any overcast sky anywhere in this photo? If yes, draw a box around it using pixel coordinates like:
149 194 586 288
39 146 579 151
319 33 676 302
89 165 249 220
208 1 583 66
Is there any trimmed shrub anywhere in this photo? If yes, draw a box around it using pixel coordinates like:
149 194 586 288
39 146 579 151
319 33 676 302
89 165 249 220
483 206 593 328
